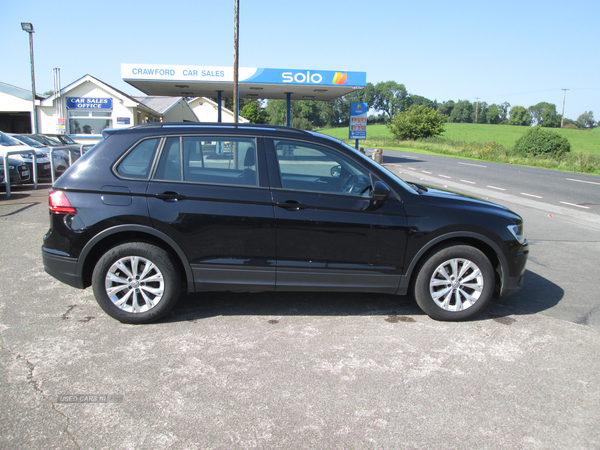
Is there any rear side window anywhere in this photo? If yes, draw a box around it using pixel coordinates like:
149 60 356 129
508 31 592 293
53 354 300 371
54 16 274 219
153 136 257 187
116 138 161 179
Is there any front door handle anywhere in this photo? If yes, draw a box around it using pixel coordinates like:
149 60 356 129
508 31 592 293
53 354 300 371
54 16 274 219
156 191 186 201
275 200 307 210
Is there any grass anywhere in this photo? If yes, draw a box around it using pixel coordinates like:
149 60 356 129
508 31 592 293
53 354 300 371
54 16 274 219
318 123 600 175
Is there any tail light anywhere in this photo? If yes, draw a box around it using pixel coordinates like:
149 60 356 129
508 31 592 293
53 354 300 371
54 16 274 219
49 189 77 214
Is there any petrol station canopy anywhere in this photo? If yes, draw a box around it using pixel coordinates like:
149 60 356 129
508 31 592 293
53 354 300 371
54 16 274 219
121 64 366 102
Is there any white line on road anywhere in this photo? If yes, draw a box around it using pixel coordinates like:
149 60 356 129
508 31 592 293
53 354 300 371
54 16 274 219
521 193 543 199
438 175 451 179
566 178 600 186
422 171 432 174
560 201 590 209
487 186 506 191
407 167 417 170
460 180 476 184
458 162 487 168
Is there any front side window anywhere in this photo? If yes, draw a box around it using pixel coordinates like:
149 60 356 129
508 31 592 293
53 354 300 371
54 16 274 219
274 139 372 196
153 136 257 187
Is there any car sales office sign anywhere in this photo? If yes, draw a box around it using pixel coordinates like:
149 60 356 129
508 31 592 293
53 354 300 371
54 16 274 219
66 97 113 110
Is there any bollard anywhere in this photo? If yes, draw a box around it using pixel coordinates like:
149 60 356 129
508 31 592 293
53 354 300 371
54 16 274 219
372 148 383 164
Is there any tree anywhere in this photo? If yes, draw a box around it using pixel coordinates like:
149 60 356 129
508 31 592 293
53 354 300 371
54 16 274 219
475 101 488 124
528 102 561 127
240 100 267 124
514 126 570 158
498 102 511 123
577 111 596 128
508 106 533 126
448 100 474 123
409 95 435 108
373 81 410 121
486 104 501 124
438 101 455 118
387 105 445 140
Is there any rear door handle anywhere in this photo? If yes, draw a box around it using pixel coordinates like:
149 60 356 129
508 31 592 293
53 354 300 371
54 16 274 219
156 191 186 201
275 200 307 210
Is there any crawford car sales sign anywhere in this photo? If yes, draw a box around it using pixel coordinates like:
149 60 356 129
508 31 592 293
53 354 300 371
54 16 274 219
66 97 113 110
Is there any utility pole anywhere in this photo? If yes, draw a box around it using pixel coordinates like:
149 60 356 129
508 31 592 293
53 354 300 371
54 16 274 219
233 0 239 124
561 89 569 128
475 97 480 124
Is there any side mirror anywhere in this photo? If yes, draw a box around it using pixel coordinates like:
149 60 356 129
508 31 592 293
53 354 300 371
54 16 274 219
330 164 341 178
368 181 390 210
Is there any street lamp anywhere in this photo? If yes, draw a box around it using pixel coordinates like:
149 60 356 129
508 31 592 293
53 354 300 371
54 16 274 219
21 22 38 134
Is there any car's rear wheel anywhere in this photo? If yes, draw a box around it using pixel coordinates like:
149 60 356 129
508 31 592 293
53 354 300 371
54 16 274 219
413 244 494 321
92 242 181 324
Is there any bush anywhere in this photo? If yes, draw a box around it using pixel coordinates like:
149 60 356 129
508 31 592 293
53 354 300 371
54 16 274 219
387 105 445 140
513 126 571 158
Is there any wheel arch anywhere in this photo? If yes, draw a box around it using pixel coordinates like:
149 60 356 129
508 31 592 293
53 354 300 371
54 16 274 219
398 231 509 297
77 224 194 293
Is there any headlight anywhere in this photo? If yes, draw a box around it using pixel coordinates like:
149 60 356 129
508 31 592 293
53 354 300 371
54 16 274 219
507 224 525 244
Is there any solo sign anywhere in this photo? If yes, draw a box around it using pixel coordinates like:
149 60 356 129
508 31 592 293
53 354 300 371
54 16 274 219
66 97 113 110
349 102 367 140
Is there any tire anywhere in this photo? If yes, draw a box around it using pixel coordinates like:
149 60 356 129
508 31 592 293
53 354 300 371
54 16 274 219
92 242 181 324
413 244 494 321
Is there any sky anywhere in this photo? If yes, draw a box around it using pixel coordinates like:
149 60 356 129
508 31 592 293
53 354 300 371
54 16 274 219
1 0 598 121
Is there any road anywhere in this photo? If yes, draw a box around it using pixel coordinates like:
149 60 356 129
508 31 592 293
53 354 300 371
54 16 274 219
375 148 600 330
380 150 600 216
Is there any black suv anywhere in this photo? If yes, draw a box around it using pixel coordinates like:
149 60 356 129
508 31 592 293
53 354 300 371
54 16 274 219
42 123 528 324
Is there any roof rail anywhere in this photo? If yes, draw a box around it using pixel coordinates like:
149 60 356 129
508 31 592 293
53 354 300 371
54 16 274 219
128 122 312 135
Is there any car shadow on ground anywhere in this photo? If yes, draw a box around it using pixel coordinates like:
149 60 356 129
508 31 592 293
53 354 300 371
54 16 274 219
163 269 563 325
381 154 426 165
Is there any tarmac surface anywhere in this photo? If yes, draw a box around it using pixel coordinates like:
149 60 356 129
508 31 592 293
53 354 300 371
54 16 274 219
1 179 599 450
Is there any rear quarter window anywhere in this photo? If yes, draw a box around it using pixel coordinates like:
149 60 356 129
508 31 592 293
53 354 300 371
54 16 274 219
116 137 161 179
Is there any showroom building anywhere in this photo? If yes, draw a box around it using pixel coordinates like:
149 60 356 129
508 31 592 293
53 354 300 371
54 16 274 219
0 74 242 145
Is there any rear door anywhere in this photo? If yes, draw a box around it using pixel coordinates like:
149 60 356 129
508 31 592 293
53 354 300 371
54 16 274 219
267 138 400 293
147 134 276 292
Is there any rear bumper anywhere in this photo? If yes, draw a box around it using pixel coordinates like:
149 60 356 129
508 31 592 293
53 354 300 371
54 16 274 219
42 247 84 289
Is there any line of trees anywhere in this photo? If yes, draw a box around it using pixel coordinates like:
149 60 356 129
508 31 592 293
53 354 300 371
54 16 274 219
230 81 596 130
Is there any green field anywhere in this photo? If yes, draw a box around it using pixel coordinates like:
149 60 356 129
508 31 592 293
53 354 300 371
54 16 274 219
320 123 600 156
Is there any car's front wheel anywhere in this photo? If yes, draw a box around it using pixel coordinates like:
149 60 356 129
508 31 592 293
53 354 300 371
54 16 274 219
413 244 494 321
92 242 181 324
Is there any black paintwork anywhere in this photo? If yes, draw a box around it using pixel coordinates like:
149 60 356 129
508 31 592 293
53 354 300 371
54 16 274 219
42 123 528 298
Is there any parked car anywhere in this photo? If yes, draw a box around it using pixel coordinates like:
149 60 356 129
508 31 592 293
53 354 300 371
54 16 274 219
43 133 93 152
27 134 82 164
9 133 69 179
0 131 51 181
0 155 31 187
42 123 528 324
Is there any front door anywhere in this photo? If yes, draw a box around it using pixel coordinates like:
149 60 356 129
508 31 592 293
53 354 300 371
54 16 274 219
267 138 399 293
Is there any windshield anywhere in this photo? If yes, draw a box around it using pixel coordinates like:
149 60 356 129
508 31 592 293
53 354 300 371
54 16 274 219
0 132 19 147
13 135 43 148
59 135 76 144
335 139 419 195
41 135 63 145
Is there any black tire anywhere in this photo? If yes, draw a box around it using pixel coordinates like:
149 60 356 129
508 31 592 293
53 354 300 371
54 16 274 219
92 242 181 324
413 244 494 321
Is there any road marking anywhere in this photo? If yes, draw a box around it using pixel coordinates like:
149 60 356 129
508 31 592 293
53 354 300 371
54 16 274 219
566 178 600 186
407 167 417 171
422 171 432 174
521 193 543 199
487 186 506 191
404 155 420 159
438 174 451 178
560 201 590 209
460 180 476 184
458 162 487 168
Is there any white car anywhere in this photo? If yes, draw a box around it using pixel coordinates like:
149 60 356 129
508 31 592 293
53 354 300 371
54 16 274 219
0 131 53 181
